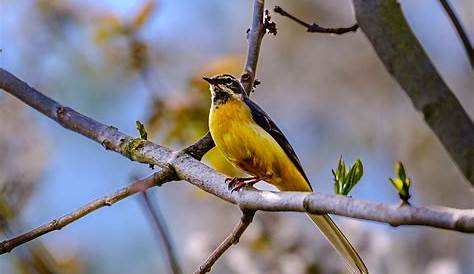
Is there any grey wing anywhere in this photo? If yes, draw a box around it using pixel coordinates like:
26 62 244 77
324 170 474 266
244 97 312 190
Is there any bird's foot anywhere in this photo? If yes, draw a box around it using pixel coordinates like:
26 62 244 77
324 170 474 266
225 176 260 192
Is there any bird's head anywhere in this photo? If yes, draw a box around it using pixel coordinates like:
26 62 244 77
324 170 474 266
203 74 245 104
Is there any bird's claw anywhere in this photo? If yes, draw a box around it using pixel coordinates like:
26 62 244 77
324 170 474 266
230 181 248 193
225 177 260 192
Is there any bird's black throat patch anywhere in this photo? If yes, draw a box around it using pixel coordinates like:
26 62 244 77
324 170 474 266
212 91 230 105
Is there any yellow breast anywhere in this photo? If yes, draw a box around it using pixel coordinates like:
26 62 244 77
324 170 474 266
209 99 311 191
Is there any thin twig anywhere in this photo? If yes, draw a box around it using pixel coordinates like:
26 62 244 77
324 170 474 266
438 0 474 67
1 215 60 273
193 210 256 274
274 6 358 34
241 0 266 94
0 170 175 254
140 192 182 274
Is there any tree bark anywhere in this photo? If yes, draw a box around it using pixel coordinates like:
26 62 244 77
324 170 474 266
353 0 474 185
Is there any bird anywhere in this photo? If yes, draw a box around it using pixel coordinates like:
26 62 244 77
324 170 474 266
203 74 368 274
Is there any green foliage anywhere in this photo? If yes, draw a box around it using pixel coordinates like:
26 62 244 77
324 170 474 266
136 120 155 169
135 120 148 140
332 157 364 196
119 137 147 160
389 161 411 203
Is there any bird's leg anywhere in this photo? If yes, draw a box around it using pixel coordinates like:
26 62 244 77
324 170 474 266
225 176 259 188
225 176 261 192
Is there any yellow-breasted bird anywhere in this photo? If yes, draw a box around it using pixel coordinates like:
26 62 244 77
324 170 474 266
204 74 368 274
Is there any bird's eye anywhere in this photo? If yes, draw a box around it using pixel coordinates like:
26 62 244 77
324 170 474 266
228 81 242 94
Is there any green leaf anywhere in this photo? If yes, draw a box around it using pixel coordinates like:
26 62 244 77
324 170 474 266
395 161 406 181
333 157 364 196
135 120 148 140
332 169 339 194
344 168 354 194
352 159 363 184
389 178 403 192
389 161 411 203
337 156 346 182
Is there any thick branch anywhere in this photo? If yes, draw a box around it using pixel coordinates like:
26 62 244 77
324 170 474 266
1 68 473 235
141 192 182 274
175 155 474 232
438 0 474 67
0 170 175 254
0 68 175 169
193 210 256 274
274 6 358 34
352 0 474 185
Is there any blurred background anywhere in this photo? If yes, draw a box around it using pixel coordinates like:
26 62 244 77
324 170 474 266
0 0 473 273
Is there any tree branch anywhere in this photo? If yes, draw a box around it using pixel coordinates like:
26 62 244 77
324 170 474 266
274 6 358 34
182 132 214 161
140 192 182 274
193 210 256 274
352 0 474 185
0 170 175 254
438 0 474 67
178 161 474 233
0 68 176 170
0 68 473 236
240 0 266 95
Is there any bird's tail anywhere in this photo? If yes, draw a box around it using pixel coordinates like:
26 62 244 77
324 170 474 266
308 214 368 274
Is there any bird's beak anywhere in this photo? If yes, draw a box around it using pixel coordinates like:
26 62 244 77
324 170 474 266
203 76 218 85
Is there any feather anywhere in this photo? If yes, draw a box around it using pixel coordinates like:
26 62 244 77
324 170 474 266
243 96 312 191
